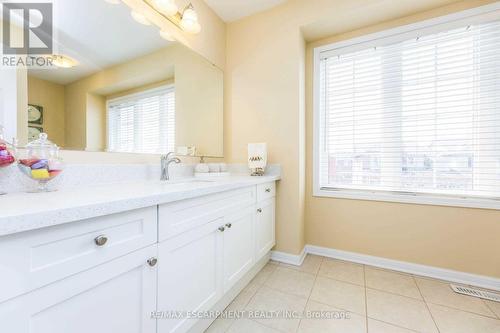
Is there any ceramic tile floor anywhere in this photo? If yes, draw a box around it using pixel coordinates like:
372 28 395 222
206 255 500 333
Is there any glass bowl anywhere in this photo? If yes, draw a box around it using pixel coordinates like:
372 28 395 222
0 131 16 169
18 133 64 192
0 126 17 195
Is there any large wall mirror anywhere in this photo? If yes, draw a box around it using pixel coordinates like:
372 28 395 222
19 0 223 157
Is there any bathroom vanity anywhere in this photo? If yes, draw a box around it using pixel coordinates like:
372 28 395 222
0 176 278 333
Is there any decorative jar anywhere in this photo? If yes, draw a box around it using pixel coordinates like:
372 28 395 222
0 126 16 169
18 133 64 192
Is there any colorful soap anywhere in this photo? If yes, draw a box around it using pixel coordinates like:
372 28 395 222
18 164 32 177
0 144 15 168
20 158 40 167
49 170 62 178
18 153 63 183
31 169 50 179
31 159 49 169
0 155 14 167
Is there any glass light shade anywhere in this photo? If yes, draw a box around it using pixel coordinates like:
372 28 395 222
159 29 175 41
180 8 201 34
131 10 151 25
104 0 121 4
51 55 78 68
153 0 178 16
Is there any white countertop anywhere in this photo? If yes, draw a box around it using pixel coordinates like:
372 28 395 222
0 175 280 237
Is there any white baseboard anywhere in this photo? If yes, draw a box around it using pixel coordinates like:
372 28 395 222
273 245 500 291
271 248 306 266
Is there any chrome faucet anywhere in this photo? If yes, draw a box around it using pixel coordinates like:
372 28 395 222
161 152 181 181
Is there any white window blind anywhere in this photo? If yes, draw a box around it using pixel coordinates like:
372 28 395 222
317 19 500 200
107 86 175 154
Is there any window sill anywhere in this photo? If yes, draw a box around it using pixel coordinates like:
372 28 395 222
313 188 500 210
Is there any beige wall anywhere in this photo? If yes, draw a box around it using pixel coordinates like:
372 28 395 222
226 18 306 255
27 76 65 147
175 48 224 157
86 93 106 151
65 43 223 156
226 0 500 277
16 69 28 146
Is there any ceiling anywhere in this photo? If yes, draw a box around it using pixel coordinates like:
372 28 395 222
29 0 172 85
203 0 287 22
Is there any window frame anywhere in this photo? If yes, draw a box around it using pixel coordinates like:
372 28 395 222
106 84 175 155
313 2 500 210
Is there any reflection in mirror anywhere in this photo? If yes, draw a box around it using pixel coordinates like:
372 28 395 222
22 0 223 157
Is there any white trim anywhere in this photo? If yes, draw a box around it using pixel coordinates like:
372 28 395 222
271 245 500 291
305 245 500 291
312 2 500 210
270 248 306 266
314 189 500 210
106 84 174 105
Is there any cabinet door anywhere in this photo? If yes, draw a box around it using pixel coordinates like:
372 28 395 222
255 198 276 260
223 206 255 293
0 245 158 333
157 219 224 333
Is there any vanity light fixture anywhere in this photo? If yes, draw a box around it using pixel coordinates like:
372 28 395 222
131 10 151 25
152 0 178 16
179 4 201 34
144 0 201 34
49 55 78 68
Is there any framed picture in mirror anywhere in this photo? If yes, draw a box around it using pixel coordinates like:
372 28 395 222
28 104 44 125
28 126 44 142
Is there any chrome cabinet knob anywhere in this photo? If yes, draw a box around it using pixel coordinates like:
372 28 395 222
218 226 225 232
257 208 262 213
225 223 232 229
265 188 271 193
147 257 158 267
94 235 108 246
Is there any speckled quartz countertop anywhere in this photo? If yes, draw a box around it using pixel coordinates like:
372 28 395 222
0 175 280 237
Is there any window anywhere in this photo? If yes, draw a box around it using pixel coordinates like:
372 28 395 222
107 86 175 154
314 5 500 208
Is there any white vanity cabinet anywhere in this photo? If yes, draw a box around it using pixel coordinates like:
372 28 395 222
255 197 276 260
0 207 158 303
0 180 277 333
0 244 158 333
0 207 159 333
157 219 224 333
157 182 276 333
222 205 256 293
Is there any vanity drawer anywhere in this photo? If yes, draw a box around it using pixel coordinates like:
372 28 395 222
159 186 256 241
0 206 157 303
257 182 276 202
